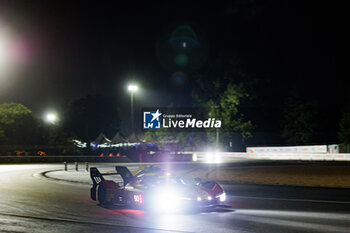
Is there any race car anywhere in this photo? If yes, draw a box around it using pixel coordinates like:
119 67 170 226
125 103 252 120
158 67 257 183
90 165 226 212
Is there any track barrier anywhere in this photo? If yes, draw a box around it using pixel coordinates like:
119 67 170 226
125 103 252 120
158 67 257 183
189 152 350 162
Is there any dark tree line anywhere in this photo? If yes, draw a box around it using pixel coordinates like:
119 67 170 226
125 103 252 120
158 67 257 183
0 103 46 145
63 94 121 142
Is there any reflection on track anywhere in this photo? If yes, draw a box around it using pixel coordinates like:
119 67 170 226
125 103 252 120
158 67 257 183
1 164 350 233
0 212 192 233
234 210 350 233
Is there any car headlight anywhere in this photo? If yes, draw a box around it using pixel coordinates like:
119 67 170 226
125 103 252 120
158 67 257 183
216 192 226 202
196 196 212 201
155 190 180 212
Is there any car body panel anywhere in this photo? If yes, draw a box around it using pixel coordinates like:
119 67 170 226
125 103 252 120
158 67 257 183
90 166 225 211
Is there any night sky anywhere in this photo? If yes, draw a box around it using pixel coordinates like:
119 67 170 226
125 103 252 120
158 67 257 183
0 1 344 142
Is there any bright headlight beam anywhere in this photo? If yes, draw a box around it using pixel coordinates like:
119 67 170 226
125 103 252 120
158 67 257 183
155 189 180 212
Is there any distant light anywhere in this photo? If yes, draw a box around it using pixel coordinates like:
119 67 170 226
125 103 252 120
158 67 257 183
205 151 221 163
72 139 87 148
197 197 202 201
0 39 5 65
128 84 138 92
45 113 57 124
0 23 29 78
182 42 187 48
0 35 9 72
208 196 212 201
205 152 213 163
192 153 198 162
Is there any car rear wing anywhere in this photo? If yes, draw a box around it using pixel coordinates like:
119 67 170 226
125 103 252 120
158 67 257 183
115 166 133 185
90 167 119 184
90 166 134 186
90 167 105 185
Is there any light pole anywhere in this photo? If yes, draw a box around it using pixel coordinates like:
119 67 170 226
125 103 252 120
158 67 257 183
209 111 219 150
127 84 138 133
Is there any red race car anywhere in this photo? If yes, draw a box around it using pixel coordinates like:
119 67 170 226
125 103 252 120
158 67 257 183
90 166 226 212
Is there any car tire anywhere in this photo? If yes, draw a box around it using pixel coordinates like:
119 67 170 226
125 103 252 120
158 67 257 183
97 185 107 205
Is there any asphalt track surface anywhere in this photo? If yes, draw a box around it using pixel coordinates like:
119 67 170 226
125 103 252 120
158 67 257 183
0 163 350 233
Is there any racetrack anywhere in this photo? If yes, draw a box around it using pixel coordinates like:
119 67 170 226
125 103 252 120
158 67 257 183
0 163 350 233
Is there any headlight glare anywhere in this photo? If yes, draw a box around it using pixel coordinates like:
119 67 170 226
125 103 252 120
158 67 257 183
154 189 180 212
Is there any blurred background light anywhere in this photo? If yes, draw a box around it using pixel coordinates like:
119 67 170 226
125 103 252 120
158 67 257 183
45 112 58 124
128 84 138 92
0 30 10 73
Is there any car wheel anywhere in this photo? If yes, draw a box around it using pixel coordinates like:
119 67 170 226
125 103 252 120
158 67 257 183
97 185 107 205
